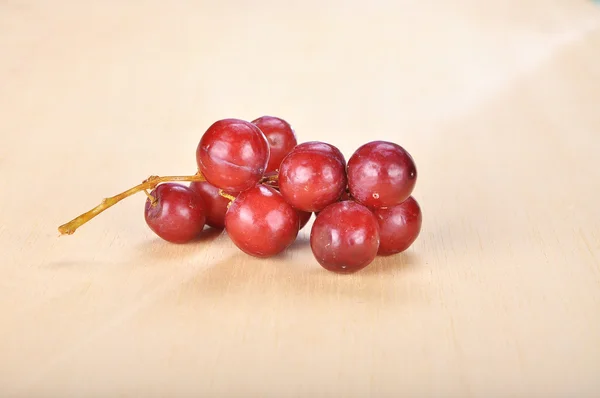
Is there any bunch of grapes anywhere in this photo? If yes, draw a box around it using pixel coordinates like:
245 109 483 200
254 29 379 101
59 116 422 274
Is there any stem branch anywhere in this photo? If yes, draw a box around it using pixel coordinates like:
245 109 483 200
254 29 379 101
58 172 206 236
218 190 237 205
260 174 279 184
260 173 279 189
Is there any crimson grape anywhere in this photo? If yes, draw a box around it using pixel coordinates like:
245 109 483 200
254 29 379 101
225 184 299 257
347 141 416 209
189 180 232 229
196 118 270 194
144 183 206 243
373 196 422 255
310 201 380 273
252 116 297 172
279 142 347 212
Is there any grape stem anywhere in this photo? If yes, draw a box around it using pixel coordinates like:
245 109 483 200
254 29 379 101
58 172 206 236
261 173 279 183
260 173 279 189
143 189 157 205
218 190 236 202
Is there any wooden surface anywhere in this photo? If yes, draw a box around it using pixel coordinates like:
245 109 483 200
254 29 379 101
1 1 600 396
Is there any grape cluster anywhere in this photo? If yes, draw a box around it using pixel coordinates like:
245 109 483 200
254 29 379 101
59 116 422 274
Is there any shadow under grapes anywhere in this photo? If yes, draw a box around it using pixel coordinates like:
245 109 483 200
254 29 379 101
133 226 225 261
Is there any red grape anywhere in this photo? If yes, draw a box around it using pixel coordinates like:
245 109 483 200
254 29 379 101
310 201 380 273
189 180 233 229
298 210 312 230
347 141 416 209
196 118 270 194
279 142 347 212
144 183 206 243
225 184 299 257
373 196 422 255
252 116 297 172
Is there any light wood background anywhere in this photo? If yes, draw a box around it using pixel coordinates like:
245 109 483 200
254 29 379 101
1 1 599 396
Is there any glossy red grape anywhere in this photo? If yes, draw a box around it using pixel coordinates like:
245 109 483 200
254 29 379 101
279 142 347 212
310 201 380 273
373 196 422 255
298 210 312 230
196 118 270 194
144 183 206 243
225 184 299 257
347 141 417 209
252 116 297 172
189 180 233 229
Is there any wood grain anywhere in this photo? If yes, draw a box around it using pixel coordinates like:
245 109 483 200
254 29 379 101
1 1 599 396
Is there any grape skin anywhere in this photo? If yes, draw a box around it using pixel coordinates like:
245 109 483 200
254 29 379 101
373 196 422 255
279 142 347 212
225 184 300 257
252 115 298 173
144 183 206 243
310 201 380 273
347 140 417 209
189 180 233 229
196 118 270 194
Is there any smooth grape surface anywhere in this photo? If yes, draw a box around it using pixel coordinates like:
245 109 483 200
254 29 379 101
144 183 206 243
279 142 347 212
196 118 270 194
347 141 416 209
189 180 232 229
225 184 299 257
373 196 422 255
293 141 346 165
310 201 380 273
252 116 297 173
